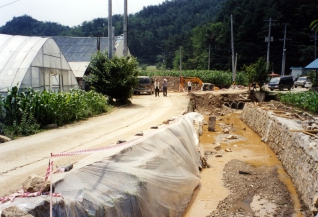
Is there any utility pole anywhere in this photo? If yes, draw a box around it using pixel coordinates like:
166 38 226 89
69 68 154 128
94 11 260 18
108 0 113 59
279 25 291 76
97 37 100 51
123 0 128 57
311 30 317 60
234 53 238 76
208 44 211 70
231 15 235 82
281 25 287 76
315 31 317 60
264 18 276 72
179 46 182 77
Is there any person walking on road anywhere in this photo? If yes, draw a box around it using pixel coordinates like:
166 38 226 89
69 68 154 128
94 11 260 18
154 79 160 97
188 80 192 92
162 79 168 97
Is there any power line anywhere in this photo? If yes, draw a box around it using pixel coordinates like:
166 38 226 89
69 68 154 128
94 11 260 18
0 0 21 9
264 18 277 71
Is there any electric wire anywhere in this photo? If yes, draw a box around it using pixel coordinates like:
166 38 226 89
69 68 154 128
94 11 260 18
0 0 21 9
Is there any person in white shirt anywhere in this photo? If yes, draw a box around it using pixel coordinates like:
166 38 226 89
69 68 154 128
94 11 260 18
188 80 192 92
154 79 160 97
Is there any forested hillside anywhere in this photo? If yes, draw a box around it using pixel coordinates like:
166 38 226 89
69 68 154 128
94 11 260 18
0 0 317 74
207 0 317 72
0 0 225 66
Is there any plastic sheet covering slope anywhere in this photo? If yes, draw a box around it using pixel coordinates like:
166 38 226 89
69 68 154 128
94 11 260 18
0 112 204 217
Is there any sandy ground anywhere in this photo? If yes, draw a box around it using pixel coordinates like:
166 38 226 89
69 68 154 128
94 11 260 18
183 112 309 217
0 92 189 197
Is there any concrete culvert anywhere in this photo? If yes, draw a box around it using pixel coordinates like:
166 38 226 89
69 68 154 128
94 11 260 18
237 102 245 109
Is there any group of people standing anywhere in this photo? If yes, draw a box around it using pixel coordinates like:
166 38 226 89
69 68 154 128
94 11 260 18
154 78 193 96
154 78 168 97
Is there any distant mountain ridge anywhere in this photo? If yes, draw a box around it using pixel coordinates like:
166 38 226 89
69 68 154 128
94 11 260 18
0 0 224 64
0 0 317 72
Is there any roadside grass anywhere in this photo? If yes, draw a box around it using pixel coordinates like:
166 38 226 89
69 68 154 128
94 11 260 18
278 91 318 114
146 65 157 71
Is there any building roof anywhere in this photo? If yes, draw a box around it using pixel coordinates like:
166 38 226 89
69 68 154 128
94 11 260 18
69 62 90 78
305 59 318 69
52 36 129 78
52 36 117 62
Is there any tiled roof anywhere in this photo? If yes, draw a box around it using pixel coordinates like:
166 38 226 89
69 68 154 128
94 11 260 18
52 37 113 62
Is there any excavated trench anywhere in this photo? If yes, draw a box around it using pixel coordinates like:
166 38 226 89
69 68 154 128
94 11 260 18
185 91 316 217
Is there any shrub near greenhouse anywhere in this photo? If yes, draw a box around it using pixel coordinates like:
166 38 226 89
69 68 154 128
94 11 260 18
0 87 111 137
278 91 318 114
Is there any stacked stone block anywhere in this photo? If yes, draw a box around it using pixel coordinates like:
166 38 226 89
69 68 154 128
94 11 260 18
241 103 318 214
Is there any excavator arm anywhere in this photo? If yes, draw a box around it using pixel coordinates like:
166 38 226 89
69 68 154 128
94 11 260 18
179 76 203 91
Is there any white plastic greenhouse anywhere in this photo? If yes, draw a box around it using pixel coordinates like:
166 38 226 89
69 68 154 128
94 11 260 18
0 34 78 95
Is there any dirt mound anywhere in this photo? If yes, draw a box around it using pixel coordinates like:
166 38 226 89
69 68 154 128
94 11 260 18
191 92 250 116
152 76 181 92
1 206 33 217
22 175 49 193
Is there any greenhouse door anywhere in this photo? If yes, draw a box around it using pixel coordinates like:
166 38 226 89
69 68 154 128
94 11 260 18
49 74 63 92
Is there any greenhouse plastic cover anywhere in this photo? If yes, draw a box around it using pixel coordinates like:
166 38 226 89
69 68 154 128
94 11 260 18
0 112 204 217
0 34 78 94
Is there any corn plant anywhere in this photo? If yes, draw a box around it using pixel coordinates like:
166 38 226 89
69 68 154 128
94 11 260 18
0 87 110 137
140 70 237 88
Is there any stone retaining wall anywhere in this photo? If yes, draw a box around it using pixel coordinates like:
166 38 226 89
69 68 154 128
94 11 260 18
241 103 318 214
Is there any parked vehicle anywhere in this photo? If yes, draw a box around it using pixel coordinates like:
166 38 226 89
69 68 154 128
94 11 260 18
268 76 294 91
201 83 214 91
304 80 312 89
133 76 154 95
294 77 310 88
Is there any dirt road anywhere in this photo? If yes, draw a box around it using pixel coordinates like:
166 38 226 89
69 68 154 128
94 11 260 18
0 92 190 197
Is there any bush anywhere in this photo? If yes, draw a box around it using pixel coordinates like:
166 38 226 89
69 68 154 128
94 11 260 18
84 52 139 104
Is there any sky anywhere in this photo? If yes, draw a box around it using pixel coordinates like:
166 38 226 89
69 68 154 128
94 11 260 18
0 0 166 27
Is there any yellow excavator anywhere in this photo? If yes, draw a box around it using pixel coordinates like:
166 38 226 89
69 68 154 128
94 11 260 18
179 76 204 92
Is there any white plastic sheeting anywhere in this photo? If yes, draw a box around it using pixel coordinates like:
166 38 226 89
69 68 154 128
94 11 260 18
0 34 78 95
0 112 204 217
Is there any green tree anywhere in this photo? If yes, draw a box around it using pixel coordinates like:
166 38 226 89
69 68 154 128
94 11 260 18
84 52 139 104
240 57 268 91
253 57 268 91
241 64 256 88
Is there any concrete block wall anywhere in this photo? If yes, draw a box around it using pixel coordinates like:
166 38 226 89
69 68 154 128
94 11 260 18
240 103 318 214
